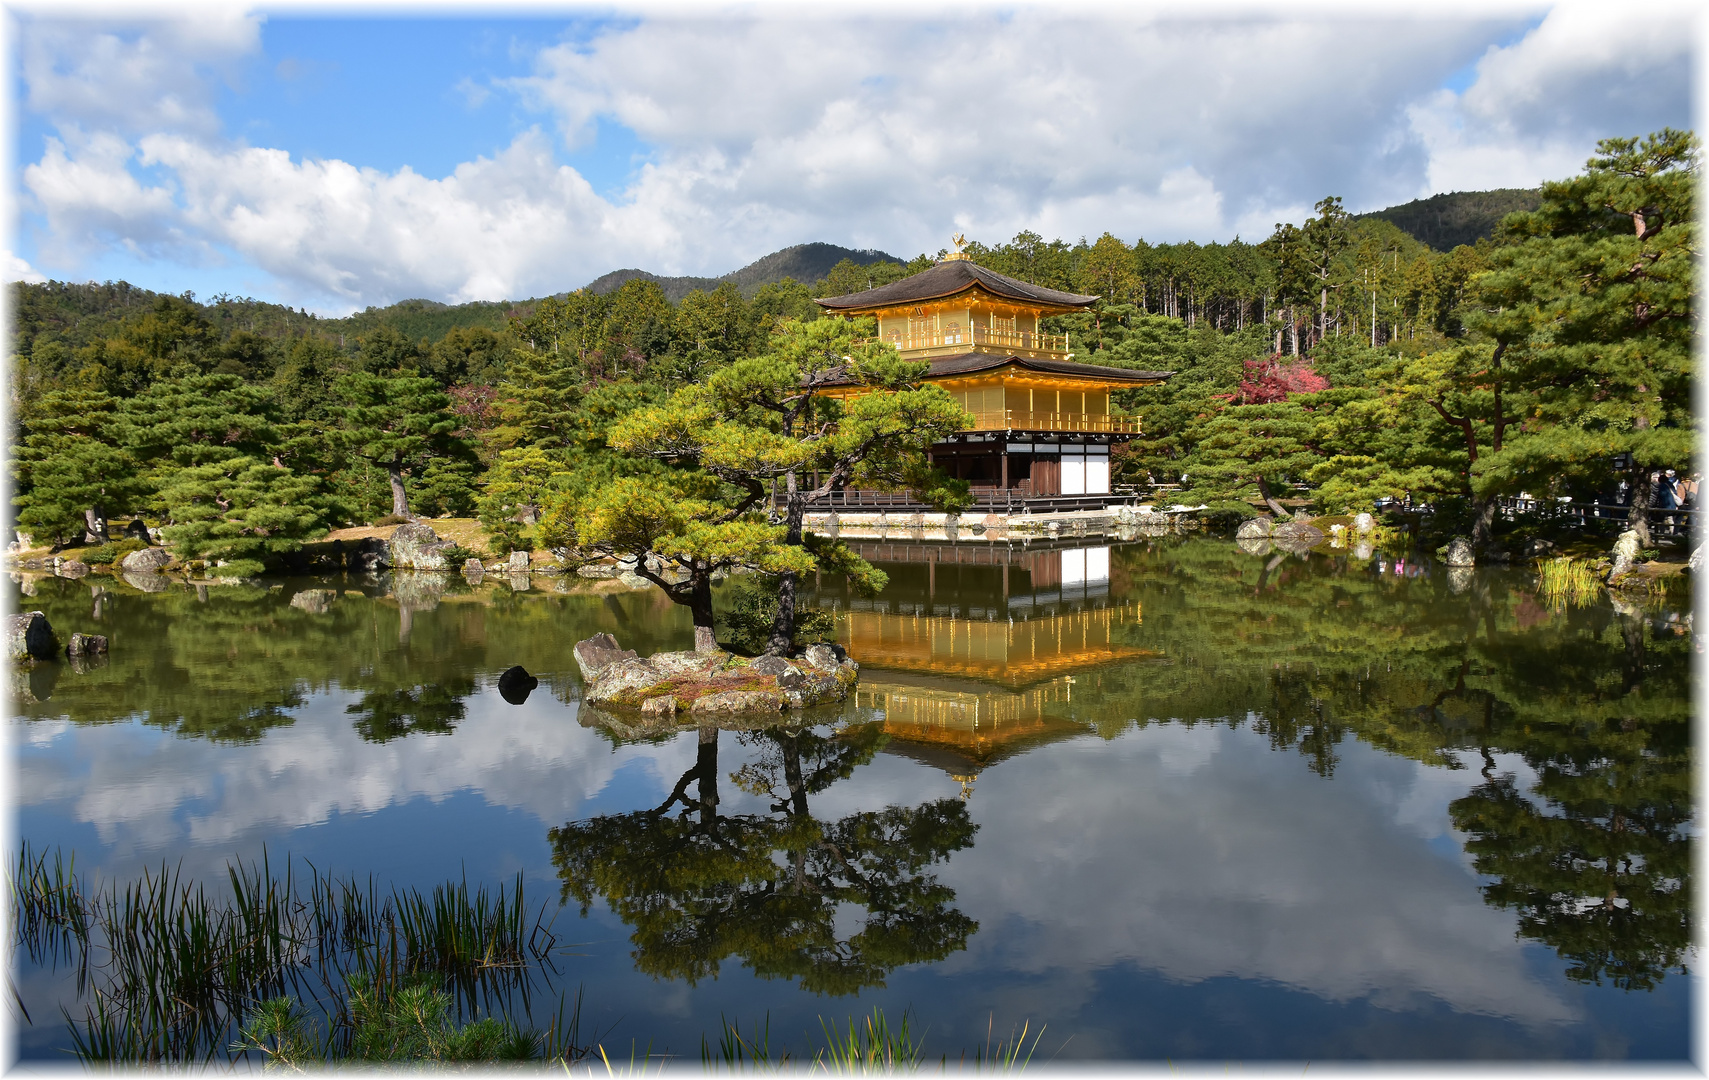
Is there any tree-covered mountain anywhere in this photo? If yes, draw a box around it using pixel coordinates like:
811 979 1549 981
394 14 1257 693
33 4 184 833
582 242 902 302
1357 189 1542 251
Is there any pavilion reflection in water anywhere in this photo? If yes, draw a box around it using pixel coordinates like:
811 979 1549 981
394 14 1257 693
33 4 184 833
804 540 1155 791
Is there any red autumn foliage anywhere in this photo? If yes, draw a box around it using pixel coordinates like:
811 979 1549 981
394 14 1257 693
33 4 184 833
1233 354 1330 404
446 383 499 437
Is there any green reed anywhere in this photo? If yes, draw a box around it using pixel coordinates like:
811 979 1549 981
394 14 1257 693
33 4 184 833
817 1008 923 1073
9 841 580 1065
1535 556 1604 609
697 1008 1047 1073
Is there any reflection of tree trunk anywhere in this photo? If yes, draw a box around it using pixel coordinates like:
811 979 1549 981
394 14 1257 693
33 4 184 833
1257 552 1284 591
696 725 720 826
1620 612 1646 694
781 734 810 817
398 604 412 644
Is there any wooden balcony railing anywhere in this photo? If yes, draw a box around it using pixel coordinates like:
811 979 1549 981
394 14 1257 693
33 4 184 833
963 409 1140 434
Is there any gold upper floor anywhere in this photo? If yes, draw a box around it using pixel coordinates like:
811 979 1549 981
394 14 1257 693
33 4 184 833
863 287 1072 362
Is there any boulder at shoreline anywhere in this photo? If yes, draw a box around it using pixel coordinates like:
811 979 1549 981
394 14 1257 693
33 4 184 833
574 634 858 714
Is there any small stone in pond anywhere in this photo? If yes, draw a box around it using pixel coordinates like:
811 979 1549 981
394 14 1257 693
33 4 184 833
66 632 109 657
497 665 538 705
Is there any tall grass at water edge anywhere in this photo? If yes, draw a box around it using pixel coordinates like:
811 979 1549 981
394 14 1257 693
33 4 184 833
9 842 584 1064
698 1009 1047 1073
1535 556 1605 609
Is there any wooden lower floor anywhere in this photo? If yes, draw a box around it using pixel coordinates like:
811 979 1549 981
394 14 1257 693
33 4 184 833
784 433 1133 510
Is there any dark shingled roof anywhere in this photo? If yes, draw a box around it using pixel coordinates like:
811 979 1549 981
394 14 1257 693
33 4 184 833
814 258 1099 311
821 351 1173 387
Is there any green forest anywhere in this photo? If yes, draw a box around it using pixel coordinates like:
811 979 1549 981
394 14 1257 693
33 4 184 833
7 130 1695 583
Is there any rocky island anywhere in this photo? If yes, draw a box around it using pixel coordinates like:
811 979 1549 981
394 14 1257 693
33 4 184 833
572 633 858 717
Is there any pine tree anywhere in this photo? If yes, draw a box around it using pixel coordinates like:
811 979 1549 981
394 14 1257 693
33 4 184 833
330 371 467 518
122 367 280 474
11 386 141 545
1470 129 1697 545
155 456 328 576
609 317 969 653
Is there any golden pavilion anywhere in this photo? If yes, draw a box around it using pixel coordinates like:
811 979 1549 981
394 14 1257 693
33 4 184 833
813 246 1172 506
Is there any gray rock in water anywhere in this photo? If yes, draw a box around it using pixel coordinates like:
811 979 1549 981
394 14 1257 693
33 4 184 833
588 657 667 702
1271 521 1325 553
1236 517 1273 540
617 571 651 589
121 570 172 593
1444 537 1476 567
507 572 532 592
462 557 485 576
65 632 108 657
1352 512 1376 535
387 523 457 571
577 562 619 579
508 550 530 572
641 695 678 716
1235 537 1274 557
121 546 172 573
573 633 638 680
290 588 338 614
347 537 389 571
8 611 57 661
56 559 90 579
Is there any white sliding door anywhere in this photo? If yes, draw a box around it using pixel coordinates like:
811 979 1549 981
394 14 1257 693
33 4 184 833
1061 451 1086 495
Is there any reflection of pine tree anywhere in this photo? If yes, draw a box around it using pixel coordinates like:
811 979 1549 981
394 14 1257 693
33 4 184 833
1447 605 1692 993
548 724 978 995
346 678 476 742
1451 754 1690 991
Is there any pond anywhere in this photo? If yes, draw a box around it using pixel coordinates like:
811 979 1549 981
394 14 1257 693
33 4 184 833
8 535 1694 1063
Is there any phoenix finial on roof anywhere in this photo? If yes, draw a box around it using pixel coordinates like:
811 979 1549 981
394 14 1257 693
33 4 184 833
952 233 967 252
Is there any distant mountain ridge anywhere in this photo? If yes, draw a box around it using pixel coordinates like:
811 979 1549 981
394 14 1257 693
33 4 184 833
1357 188 1542 252
582 242 902 303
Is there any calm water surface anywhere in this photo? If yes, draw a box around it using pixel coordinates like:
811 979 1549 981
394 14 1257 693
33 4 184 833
8 537 1694 1061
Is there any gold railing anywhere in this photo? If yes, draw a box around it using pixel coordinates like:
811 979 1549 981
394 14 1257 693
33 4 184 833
963 409 1140 433
858 325 1070 357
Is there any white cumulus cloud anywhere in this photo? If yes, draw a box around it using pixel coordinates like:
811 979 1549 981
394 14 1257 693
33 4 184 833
1408 4 1696 193
9 5 1698 313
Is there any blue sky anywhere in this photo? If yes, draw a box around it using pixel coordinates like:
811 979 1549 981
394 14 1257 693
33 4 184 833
9 4 1696 314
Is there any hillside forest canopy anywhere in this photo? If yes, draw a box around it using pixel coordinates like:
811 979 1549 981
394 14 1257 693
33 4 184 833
7 130 1697 614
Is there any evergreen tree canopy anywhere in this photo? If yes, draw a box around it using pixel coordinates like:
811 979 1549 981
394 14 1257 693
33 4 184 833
12 385 141 544
331 371 467 518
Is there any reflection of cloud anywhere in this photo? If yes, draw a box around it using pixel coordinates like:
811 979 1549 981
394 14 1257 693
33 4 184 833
13 685 697 881
15 690 1575 1031
932 725 1577 1028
